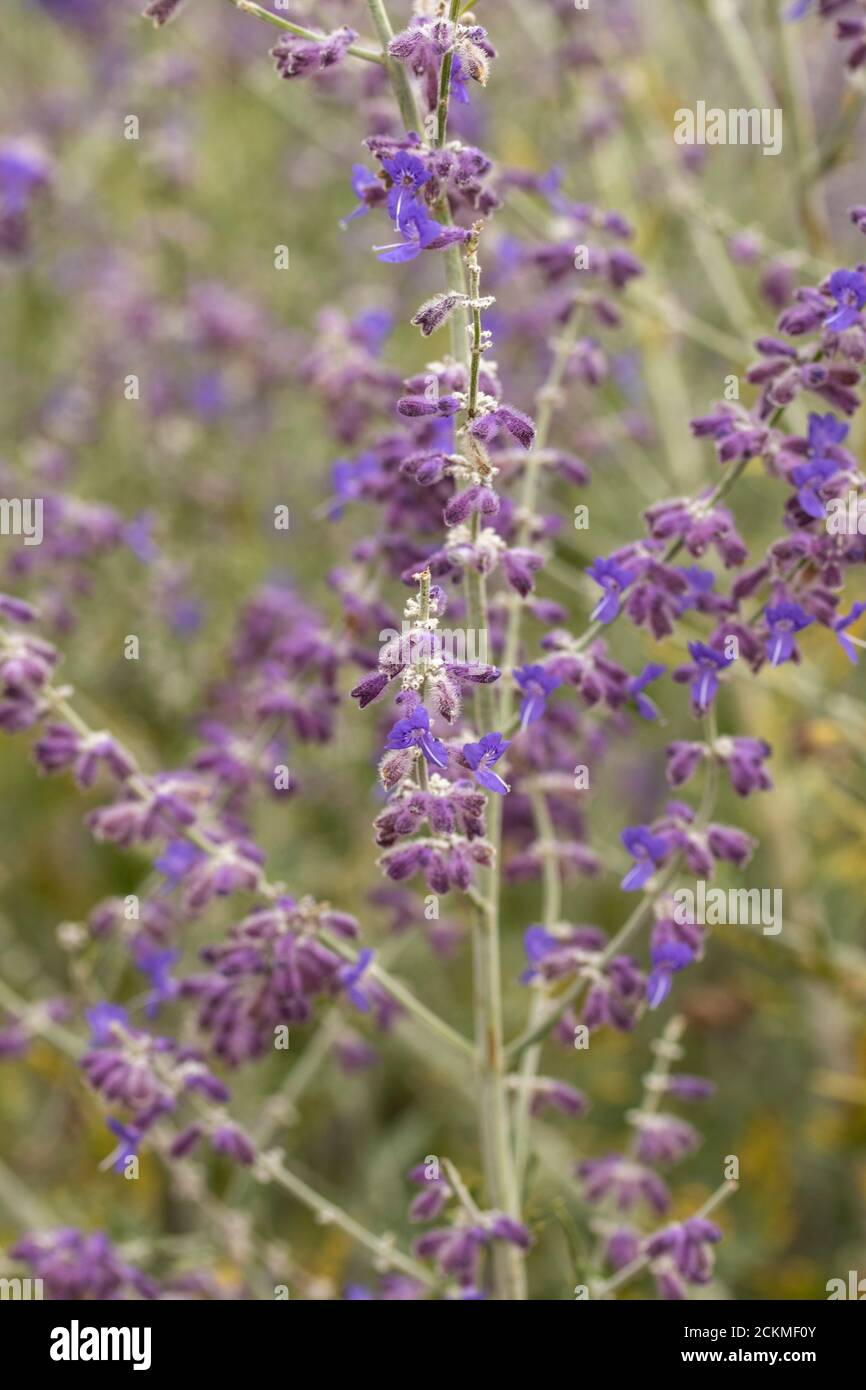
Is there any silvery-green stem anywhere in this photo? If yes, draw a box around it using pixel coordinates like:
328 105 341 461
513 788 561 1191
259 1151 438 1287
629 1014 686 1144
460 241 526 1299
498 302 583 712
320 928 474 1059
365 0 422 131
435 1 463 147
363 0 522 1296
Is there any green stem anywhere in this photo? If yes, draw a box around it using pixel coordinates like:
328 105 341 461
260 1151 438 1288
513 790 561 1191
436 1 463 147
320 929 474 1059
499 302 583 718
365 0 422 131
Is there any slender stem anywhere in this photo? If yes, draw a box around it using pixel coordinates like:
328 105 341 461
442 1158 485 1223
513 790 560 1191
626 1014 686 1156
0 977 82 1059
460 241 525 1293
365 0 422 131
706 0 774 111
776 5 829 254
319 929 474 1059
261 1151 438 1288
499 302 583 717
436 0 463 148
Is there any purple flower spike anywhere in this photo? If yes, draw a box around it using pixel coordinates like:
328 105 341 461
462 731 510 794
587 557 636 624
765 602 813 667
270 26 358 82
384 705 449 769
620 825 671 892
825 269 866 333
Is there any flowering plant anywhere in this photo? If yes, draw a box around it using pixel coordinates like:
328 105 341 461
1 0 866 1304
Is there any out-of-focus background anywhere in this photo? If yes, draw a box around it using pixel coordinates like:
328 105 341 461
1 0 865 1299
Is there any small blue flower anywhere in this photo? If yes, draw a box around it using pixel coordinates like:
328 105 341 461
374 202 444 263
328 454 380 520
620 826 671 892
765 602 813 667
587 556 636 624
385 705 449 769
133 944 180 1019
106 1118 141 1174
338 948 375 1012
513 664 561 731
85 1003 129 1046
342 163 380 225
825 269 866 333
462 731 510 794
646 940 695 1009
381 152 432 233
155 838 202 886
790 413 849 517
627 663 666 720
520 925 561 983
123 513 158 565
685 642 734 714
833 601 866 663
